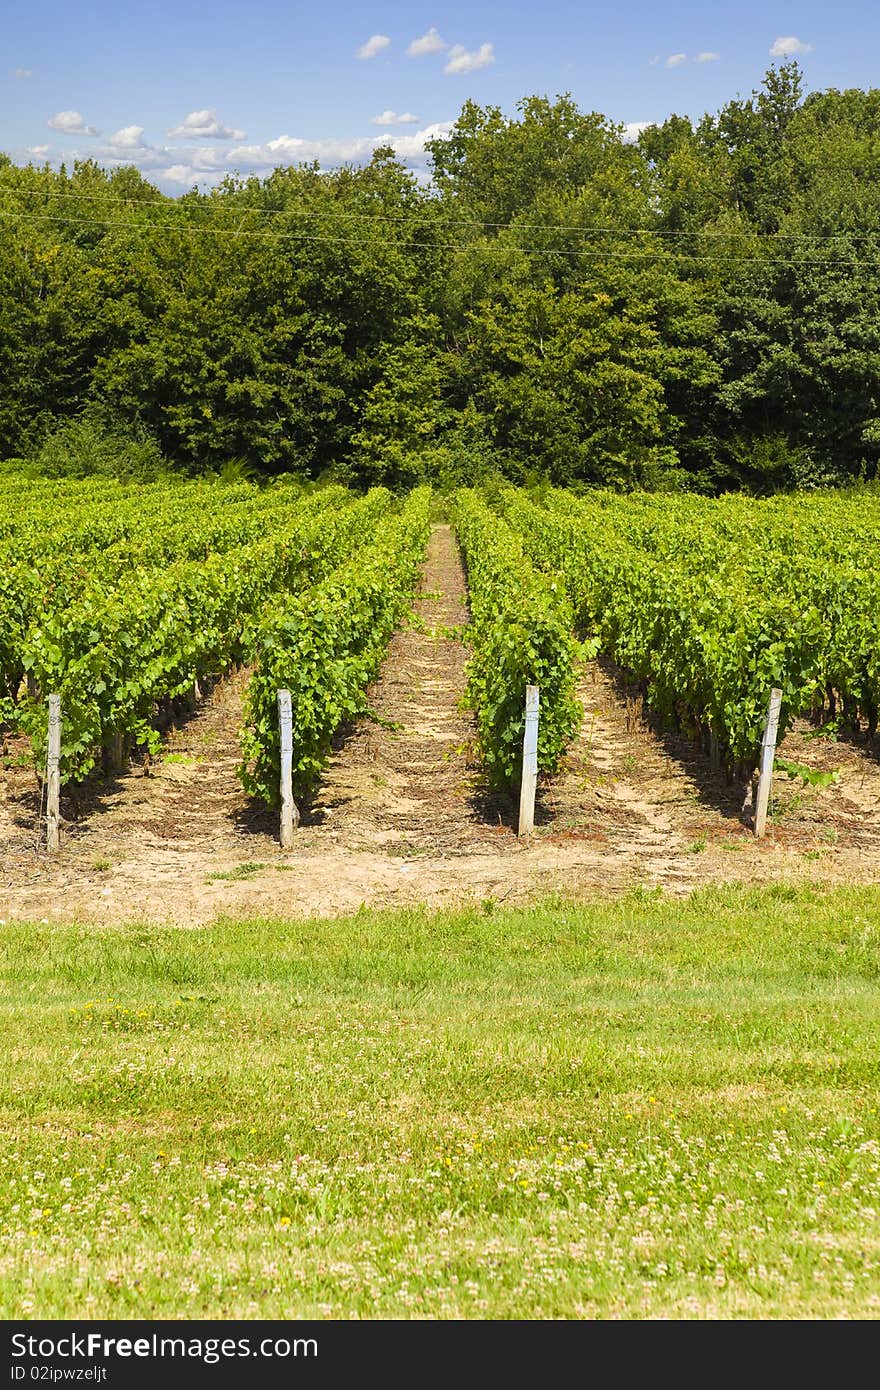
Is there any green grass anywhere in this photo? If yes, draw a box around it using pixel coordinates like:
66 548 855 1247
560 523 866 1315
2 883 880 1319
205 862 267 883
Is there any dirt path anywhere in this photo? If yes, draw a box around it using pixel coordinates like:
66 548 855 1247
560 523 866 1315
2 526 880 925
304 523 495 853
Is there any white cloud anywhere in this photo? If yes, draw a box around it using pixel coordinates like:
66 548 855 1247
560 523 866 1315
166 108 245 140
162 164 194 184
648 56 659 66
621 122 649 144
444 42 494 74
108 125 148 149
407 27 447 57
770 35 812 57
48 110 100 136
371 110 419 126
258 136 308 159
34 118 457 188
694 52 719 63
154 164 225 189
358 34 390 60
665 53 686 68
26 144 49 156
226 121 454 173
14 68 32 79
383 121 454 158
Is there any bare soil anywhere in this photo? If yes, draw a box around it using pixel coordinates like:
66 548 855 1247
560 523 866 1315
2 524 879 925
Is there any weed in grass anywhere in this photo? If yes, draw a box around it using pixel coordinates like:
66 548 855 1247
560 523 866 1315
687 834 708 854
163 753 198 767
578 770 610 791
623 882 664 903
205 861 267 883
772 791 806 822
91 857 111 873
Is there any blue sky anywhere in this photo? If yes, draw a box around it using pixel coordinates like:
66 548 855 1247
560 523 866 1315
2 1 877 190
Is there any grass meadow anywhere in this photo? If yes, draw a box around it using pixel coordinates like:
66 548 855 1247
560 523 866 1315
2 883 880 1319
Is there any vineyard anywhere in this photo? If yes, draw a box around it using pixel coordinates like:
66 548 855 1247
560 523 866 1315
0 477 428 794
2 475 880 852
460 482 880 792
490 484 880 772
4 472 880 1323
6 53 880 1329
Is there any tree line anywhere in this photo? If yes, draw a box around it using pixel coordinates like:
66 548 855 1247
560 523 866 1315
1 62 878 493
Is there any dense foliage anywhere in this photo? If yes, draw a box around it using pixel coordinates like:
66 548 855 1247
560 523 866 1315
5 474 880 801
0 477 393 780
2 64 879 492
495 483 880 767
450 488 581 787
240 488 431 802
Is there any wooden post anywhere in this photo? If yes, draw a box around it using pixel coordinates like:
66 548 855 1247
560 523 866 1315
753 688 783 839
709 730 721 773
46 693 61 853
518 685 540 842
277 688 299 847
105 730 125 776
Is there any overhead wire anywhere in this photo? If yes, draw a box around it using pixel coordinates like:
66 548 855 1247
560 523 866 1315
1 183 880 240
0 206 878 268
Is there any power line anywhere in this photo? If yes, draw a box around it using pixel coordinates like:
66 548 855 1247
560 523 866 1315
1 183 879 242
0 207 878 268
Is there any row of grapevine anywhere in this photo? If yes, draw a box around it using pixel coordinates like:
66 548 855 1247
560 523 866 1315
2 484 394 781
13 470 877 823
496 483 880 766
240 488 432 802
0 479 332 716
1 477 344 575
449 489 582 788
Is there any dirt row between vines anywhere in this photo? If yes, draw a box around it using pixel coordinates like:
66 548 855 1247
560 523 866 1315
2 523 880 924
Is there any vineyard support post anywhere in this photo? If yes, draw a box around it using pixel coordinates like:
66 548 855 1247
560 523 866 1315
104 730 125 776
754 687 783 839
46 693 61 853
277 689 299 848
709 730 720 772
518 685 540 842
